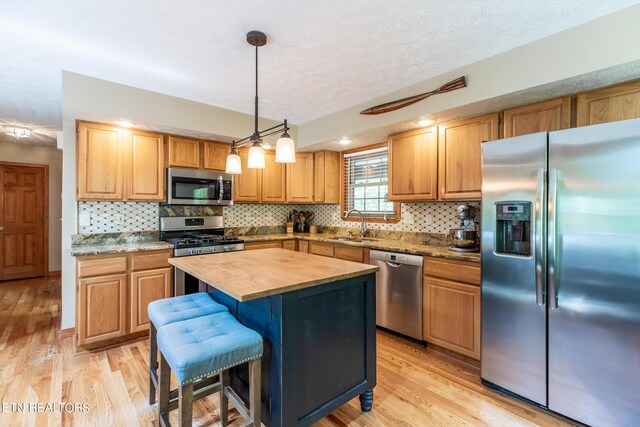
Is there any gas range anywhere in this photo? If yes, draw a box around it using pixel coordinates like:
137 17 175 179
160 216 245 257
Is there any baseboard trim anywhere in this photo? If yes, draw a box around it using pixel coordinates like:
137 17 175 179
47 270 61 277
59 327 75 339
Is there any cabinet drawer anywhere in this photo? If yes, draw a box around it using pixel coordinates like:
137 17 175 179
282 240 297 251
335 245 364 263
309 242 335 258
424 257 480 285
130 251 171 271
244 241 282 250
77 256 127 278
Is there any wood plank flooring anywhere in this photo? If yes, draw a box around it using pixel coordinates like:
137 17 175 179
0 275 576 426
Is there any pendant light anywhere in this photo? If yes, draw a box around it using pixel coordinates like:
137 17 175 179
225 31 296 173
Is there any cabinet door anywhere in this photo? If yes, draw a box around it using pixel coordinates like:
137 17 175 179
423 276 481 360
298 240 309 253
503 97 571 138
77 273 127 346
130 267 172 333
576 80 640 127
262 151 286 203
233 148 261 202
308 242 335 258
167 136 200 168
388 127 438 201
281 240 297 251
286 152 314 203
335 245 364 263
314 151 340 204
244 241 281 250
126 129 165 201
77 122 124 200
203 141 229 171
438 113 499 200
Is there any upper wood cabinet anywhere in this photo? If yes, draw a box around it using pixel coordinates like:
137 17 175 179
233 148 262 203
313 151 341 204
262 151 287 203
166 136 200 168
438 113 499 200
77 122 125 200
576 80 640 127
203 141 229 171
503 97 571 138
388 127 438 201
286 152 314 203
126 129 164 201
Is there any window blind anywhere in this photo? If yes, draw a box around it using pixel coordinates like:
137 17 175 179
342 147 396 218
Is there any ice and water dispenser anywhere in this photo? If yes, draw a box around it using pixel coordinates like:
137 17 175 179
494 202 531 257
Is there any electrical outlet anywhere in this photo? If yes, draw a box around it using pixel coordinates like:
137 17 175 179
405 213 415 224
115 214 125 225
425 214 433 225
79 211 91 227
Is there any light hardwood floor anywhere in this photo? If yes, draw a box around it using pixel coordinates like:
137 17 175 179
0 276 576 426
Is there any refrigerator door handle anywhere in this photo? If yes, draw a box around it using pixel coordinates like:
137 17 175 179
535 169 546 305
548 168 559 309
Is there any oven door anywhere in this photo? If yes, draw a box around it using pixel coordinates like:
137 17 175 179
167 167 233 205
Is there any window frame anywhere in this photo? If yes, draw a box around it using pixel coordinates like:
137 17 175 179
340 142 401 224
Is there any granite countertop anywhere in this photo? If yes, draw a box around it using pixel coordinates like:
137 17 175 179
169 248 379 301
71 241 174 257
241 233 481 263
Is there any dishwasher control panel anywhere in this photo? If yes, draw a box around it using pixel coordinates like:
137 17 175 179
369 250 423 266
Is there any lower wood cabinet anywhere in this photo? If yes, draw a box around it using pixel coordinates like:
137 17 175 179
308 242 335 258
281 240 297 251
244 241 282 250
423 257 481 360
76 250 172 348
298 240 309 253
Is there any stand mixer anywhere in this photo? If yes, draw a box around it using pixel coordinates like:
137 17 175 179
449 204 479 253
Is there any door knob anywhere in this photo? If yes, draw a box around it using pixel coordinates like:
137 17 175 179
0 226 4 232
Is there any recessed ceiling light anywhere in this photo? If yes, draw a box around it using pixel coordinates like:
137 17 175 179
338 136 352 145
3 126 31 138
114 120 136 128
415 118 434 127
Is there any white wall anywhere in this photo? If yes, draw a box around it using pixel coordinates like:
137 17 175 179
0 141 63 271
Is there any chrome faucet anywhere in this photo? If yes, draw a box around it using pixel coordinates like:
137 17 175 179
345 209 367 238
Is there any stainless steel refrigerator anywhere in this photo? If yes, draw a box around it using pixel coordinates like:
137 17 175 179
481 119 640 427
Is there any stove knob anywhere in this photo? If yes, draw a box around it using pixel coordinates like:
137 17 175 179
187 249 193 255
195 248 202 254
210 247 216 253
227 246 234 252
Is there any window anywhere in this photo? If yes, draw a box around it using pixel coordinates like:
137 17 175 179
342 146 398 220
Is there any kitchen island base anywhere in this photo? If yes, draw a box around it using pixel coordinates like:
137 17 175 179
206 273 376 427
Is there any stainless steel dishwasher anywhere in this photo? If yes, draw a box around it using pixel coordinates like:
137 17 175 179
370 250 423 340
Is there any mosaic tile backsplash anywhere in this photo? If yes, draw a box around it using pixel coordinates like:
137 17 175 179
77 201 480 235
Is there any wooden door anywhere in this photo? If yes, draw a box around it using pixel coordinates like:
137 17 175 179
423 277 481 360
314 151 340 204
233 148 261 202
77 121 124 200
77 273 127 346
286 152 314 203
388 127 438 201
126 129 165 201
203 141 229 171
0 164 45 280
503 97 571 138
576 80 640 126
438 113 499 200
262 151 286 203
167 136 200 168
130 267 172 333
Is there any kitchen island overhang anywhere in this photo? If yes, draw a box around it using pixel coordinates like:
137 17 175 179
169 248 379 427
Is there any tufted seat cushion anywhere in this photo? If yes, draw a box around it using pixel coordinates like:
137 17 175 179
148 293 228 329
157 312 263 385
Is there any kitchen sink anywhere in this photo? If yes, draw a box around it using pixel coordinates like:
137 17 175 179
327 237 375 243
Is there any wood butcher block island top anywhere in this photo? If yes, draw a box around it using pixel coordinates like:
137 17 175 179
169 248 379 301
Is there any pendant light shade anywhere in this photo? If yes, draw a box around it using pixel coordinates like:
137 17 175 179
247 141 266 168
275 132 296 163
225 145 242 174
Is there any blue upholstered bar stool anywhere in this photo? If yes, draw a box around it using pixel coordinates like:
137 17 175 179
157 311 263 427
147 293 228 404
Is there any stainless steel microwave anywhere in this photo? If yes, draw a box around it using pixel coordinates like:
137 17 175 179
166 167 233 206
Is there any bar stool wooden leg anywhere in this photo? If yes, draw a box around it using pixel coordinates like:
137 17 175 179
178 383 193 427
158 353 171 427
220 369 229 426
249 359 261 427
149 323 158 405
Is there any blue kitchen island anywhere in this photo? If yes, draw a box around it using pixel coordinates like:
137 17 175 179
169 248 378 427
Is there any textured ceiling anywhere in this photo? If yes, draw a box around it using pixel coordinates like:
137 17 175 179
0 0 638 145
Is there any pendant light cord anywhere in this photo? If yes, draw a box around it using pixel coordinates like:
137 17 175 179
254 44 259 138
